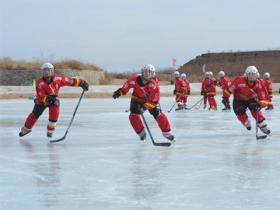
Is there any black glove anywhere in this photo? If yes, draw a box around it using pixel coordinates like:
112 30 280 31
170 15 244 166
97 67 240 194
249 98 262 111
187 90 190 95
113 88 121 99
80 80 89 91
200 91 205 96
173 90 176 95
46 94 59 106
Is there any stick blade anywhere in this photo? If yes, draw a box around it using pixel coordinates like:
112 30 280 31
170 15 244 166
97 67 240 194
256 135 267 140
153 142 172 147
49 132 67 143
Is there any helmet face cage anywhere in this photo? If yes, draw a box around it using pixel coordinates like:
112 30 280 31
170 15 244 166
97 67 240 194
263 72 270 79
205 72 212 78
174 71 180 78
43 68 54 78
218 71 225 78
141 65 155 80
181 73 186 79
245 66 258 82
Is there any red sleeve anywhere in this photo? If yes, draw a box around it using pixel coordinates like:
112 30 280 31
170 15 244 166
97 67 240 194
55 75 80 87
120 75 137 95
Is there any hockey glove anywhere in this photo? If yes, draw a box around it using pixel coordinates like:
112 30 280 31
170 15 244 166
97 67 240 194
113 88 122 99
80 80 89 91
46 94 60 106
173 90 176 95
200 91 205 96
249 98 262 111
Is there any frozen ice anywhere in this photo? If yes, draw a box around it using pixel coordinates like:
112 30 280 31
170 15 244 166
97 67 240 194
0 95 280 210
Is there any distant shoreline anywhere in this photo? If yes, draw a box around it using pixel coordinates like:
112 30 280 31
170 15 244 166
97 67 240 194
1 84 279 99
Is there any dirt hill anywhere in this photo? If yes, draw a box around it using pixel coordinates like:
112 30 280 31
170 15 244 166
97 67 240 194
178 50 280 82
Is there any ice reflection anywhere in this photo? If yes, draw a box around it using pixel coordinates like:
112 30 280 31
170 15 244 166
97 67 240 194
130 145 172 210
19 140 61 208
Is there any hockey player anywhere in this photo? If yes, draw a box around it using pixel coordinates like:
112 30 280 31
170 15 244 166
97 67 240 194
112 64 174 141
173 71 185 110
263 72 274 110
224 66 270 134
177 73 191 110
217 71 231 110
201 72 217 110
19 63 89 138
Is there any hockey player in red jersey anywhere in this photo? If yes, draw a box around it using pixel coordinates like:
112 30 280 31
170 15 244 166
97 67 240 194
113 64 174 141
217 71 231 110
19 63 89 138
201 72 217 110
263 72 274 110
173 71 188 110
224 66 270 134
176 73 191 110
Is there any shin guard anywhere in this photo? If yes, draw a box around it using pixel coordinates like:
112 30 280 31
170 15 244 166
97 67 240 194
24 113 38 130
129 114 144 134
155 112 171 132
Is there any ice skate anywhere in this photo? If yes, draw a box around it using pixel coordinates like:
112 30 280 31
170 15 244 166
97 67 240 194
19 126 32 137
138 129 147 141
47 131 53 138
244 121 251 130
258 122 271 135
162 131 175 141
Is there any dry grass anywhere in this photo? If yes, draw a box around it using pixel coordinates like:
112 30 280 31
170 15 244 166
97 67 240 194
0 57 41 70
99 72 113 85
0 57 102 71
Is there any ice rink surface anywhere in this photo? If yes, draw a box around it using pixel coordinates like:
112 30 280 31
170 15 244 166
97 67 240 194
0 95 280 210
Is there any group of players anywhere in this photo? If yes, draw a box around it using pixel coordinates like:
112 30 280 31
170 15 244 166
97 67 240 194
173 66 274 135
19 63 275 142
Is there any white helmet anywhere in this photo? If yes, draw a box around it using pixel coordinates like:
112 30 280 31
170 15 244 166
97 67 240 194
41 62 54 70
263 72 270 79
245 66 258 82
245 66 258 74
181 73 187 79
205 71 213 78
174 71 180 78
141 64 155 80
218 71 225 78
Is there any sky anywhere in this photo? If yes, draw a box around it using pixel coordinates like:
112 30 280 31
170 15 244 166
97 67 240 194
0 0 280 72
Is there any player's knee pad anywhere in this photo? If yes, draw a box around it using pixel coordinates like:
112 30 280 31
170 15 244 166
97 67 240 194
149 107 161 118
234 106 246 115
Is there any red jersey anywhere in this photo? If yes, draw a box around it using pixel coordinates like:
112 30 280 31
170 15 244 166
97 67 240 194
263 79 273 98
35 74 81 105
217 77 231 90
226 76 269 106
174 78 184 93
120 74 160 109
175 78 190 95
201 78 217 96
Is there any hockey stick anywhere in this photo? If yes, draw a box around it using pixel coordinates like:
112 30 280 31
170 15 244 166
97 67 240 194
185 96 204 110
255 108 267 140
140 111 171 147
167 101 177 112
50 90 85 143
195 98 203 110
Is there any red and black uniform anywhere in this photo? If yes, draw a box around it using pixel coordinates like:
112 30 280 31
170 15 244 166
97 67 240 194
201 77 217 110
23 74 83 135
217 76 231 109
119 74 171 135
174 77 190 108
263 78 274 109
225 75 269 127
